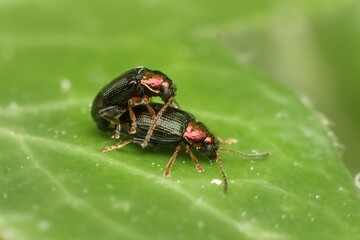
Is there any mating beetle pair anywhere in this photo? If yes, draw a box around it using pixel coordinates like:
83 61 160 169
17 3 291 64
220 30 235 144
91 67 268 193
91 67 177 146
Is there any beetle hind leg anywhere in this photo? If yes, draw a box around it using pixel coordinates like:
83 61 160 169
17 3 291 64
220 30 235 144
101 139 134 152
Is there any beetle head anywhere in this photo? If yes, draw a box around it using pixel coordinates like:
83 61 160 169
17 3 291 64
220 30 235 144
183 121 219 159
140 68 176 102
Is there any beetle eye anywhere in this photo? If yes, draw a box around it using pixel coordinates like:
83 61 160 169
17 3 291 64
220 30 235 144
162 87 170 98
204 143 216 159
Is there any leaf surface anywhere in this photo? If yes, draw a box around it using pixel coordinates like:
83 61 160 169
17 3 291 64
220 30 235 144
0 1 359 239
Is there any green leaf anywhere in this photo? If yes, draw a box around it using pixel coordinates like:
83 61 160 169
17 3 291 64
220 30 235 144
1 1 360 240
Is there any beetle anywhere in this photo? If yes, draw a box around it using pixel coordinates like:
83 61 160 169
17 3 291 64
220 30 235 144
101 103 269 193
91 67 177 141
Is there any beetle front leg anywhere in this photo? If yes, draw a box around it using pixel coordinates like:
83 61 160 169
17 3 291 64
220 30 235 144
127 105 137 134
127 97 143 134
142 96 156 120
127 96 156 134
164 144 182 177
185 144 205 173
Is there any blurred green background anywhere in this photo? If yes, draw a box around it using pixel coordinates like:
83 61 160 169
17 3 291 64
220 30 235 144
1 0 360 239
221 0 360 175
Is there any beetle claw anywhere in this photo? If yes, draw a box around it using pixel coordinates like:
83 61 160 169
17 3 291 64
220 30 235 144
128 128 137 134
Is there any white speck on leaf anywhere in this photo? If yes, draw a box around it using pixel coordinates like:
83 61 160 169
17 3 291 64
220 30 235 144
308 213 315 222
60 79 71 92
211 179 222 185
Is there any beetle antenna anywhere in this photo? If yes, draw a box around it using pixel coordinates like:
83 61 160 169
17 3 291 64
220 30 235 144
215 151 228 193
219 147 270 158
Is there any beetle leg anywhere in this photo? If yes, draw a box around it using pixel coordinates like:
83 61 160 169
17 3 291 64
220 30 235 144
127 97 144 134
101 139 134 153
141 96 174 148
185 144 205 173
112 124 121 140
127 105 137 134
163 144 182 177
98 106 125 138
142 96 156 119
99 106 123 125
